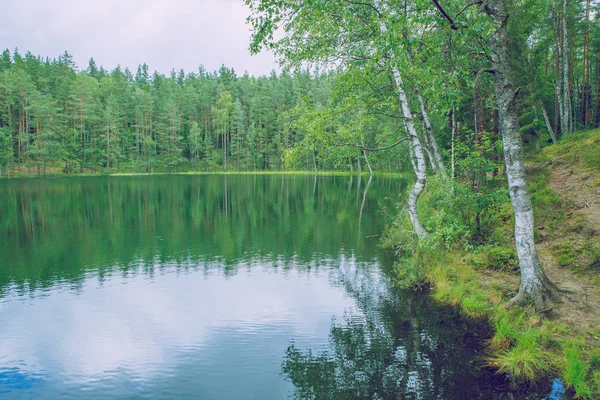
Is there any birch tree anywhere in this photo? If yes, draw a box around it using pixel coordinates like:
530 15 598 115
245 0 432 237
479 0 562 316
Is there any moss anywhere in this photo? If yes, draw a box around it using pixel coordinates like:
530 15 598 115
557 245 576 267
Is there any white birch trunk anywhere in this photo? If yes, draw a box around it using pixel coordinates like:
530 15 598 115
393 68 428 238
451 109 456 197
451 110 456 181
421 129 438 173
541 105 558 143
552 9 565 135
375 0 427 238
484 0 561 317
363 149 373 175
416 88 447 177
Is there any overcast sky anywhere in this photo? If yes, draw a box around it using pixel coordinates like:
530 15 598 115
0 0 279 77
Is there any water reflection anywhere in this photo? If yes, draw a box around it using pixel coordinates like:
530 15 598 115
282 259 551 400
0 175 554 399
0 175 399 294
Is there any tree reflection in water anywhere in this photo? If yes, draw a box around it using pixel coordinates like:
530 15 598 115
282 258 552 400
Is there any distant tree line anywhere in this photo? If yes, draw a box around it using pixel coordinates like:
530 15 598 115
0 49 411 175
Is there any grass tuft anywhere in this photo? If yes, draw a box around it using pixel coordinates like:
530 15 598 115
564 345 593 398
492 330 552 382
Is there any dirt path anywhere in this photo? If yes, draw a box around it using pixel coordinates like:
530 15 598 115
538 160 600 327
548 160 600 232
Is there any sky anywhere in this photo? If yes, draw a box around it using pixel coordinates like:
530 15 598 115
0 0 279 77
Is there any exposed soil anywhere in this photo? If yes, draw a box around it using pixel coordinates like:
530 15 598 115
537 243 600 328
548 160 600 232
539 160 600 329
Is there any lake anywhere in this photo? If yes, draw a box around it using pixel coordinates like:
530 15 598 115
0 175 552 399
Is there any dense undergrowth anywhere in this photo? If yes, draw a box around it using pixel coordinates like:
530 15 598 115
383 129 600 398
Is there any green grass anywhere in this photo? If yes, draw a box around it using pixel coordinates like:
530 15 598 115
492 328 553 382
564 345 594 398
542 129 600 171
424 257 599 397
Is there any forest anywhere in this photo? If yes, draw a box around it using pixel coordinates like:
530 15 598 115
1 0 600 396
0 51 337 174
0 1 598 179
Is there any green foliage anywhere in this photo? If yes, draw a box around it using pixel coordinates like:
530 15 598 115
482 246 519 273
0 127 13 174
426 129 509 247
391 259 431 290
3 48 413 174
422 208 470 250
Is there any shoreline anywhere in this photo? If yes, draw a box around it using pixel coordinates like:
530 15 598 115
386 130 600 398
0 170 409 180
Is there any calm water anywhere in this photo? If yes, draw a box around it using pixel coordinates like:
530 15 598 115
0 175 554 399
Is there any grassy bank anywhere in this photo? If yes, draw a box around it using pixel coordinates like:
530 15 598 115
385 129 600 398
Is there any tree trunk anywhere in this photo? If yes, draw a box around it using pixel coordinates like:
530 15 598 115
474 75 485 139
451 109 456 181
416 88 447 176
483 0 561 317
395 70 428 239
595 51 600 127
421 129 438 173
552 9 564 135
375 0 428 238
559 0 570 135
582 0 591 127
554 36 561 134
362 149 373 175
541 104 558 143
562 0 571 134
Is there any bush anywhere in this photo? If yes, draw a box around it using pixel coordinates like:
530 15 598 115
391 259 430 291
483 246 519 272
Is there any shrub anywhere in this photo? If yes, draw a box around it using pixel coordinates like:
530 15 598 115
484 246 519 272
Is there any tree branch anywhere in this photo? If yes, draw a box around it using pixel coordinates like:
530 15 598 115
431 0 458 30
334 136 410 152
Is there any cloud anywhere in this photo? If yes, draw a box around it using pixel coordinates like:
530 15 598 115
0 0 278 76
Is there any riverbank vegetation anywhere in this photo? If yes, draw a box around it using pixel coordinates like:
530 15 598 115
383 129 600 397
